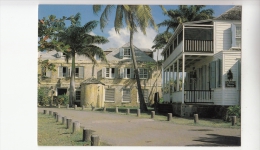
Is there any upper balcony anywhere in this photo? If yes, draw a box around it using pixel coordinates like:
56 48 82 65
162 21 214 67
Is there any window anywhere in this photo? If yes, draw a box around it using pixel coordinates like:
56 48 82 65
232 24 241 48
139 68 148 79
122 89 131 102
95 54 101 61
125 68 131 78
137 89 149 103
105 89 115 102
76 91 81 101
59 66 69 78
103 68 116 78
42 67 51 78
124 48 131 58
74 67 84 78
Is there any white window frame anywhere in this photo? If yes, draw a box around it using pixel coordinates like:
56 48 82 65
105 68 115 78
123 48 131 58
232 24 241 48
139 68 148 79
124 68 131 79
122 89 131 103
105 88 115 102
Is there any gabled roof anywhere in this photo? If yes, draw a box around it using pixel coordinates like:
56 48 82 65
105 43 155 63
214 6 242 20
81 77 105 85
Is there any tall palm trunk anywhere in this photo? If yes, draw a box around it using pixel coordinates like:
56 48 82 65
129 16 148 112
69 51 76 107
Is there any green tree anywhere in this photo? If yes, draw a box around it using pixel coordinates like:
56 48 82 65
58 13 109 107
93 5 165 112
152 5 214 49
38 13 109 107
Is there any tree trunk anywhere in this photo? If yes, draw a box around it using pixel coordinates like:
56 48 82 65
69 52 76 107
129 22 148 112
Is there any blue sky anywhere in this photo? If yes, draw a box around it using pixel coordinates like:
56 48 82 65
39 5 234 58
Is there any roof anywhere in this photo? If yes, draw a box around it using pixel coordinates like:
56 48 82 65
38 43 155 63
214 6 242 20
81 77 105 85
105 43 155 63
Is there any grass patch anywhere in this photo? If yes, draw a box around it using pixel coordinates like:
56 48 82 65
38 113 110 146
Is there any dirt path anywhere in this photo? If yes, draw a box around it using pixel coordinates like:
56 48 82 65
38 107 241 146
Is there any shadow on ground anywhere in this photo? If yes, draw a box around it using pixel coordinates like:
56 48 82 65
186 134 241 146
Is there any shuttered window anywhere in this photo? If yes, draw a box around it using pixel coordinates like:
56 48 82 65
102 68 116 78
232 24 241 48
42 67 51 78
105 89 115 102
122 89 131 102
59 66 69 78
139 68 148 79
75 66 84 78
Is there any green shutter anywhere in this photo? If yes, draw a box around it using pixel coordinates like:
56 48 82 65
59 66 63 78
79 67 84 78
218 59 222 87
210 61 216 88
119 48 124 59
238 60 241 89
101 67 106 78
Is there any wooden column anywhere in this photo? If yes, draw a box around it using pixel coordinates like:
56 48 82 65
115 107 118 113
62 116 67 125
91 135 100 146
137 109 140 117
151 111 155 119
66 118 72 129
177 59 179 91
83 128 92 142
72 121 80 133
167 113 172 121
182 54 185 103
126 108 130 115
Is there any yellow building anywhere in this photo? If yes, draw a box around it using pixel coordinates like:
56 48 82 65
38 43 162 108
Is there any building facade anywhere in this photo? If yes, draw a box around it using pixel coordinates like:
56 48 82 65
161 6 241 117
38 43 162 108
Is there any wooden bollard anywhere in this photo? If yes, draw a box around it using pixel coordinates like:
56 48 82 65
49 111 52 115
91 135 100 146
115 107 118 113
74 105 77 110
72 121 80 133
137 109 140 117
194 114 199 123
126 108 130 115
43 110 47 114
56 115 61 122
82 105 85 110
231 116 236 126
167 113 172 121
83 128 92 142
66 118 72 129
62 116 67 125
151 111 155 119
53 112 57 118
103 107 106 112
66 104 69 109
58 104 60 108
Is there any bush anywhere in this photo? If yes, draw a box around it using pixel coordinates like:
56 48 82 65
57 94 69 105
227 105 241 118
38 87 50 106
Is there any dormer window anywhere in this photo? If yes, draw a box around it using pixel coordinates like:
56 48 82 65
119 48 132 59
124 48 131 58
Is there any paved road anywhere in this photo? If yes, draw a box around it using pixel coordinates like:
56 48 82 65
38 107 241 146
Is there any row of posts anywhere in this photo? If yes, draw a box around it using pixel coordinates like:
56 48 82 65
51 105 237 125
43 109 100 146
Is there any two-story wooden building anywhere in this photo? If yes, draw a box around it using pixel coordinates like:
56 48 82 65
161 6 241 117
38 42 162 108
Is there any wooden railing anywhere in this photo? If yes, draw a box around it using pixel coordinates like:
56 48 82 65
184 90 214 103
184 40 213 52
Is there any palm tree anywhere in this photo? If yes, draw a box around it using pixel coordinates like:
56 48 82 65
93 5 164 112
57 13 109 107
152 5 214 50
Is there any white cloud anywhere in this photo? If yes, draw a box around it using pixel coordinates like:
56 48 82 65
97 27 158 50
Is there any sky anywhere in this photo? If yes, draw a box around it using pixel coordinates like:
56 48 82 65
39 5 234 60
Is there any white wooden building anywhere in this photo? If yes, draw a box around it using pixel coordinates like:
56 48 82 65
161 6 241 117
